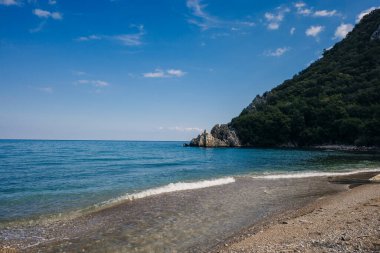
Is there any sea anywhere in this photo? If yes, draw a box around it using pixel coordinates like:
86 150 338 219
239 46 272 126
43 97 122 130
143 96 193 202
1 139 380 252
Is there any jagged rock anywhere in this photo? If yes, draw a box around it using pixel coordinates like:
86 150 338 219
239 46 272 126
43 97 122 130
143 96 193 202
211 124 241 147
244 92 270 114
371 24 380 40
188 130 228 147
187 125 241 147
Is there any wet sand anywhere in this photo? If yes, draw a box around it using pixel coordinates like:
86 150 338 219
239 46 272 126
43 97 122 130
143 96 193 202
213 172 380 253
0 172 379 253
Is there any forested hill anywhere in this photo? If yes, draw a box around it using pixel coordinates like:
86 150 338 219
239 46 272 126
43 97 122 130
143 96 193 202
230 9 380 147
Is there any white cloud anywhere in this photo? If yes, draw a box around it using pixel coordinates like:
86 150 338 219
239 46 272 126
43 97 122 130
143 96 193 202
305 25 324 37
356 6 380 23
77 35 101 41
0 0 19 5
264 7 290 30
50 12 62 20
290 27 296 35
186 0 254 31
313 10 337 17
295 2 337 17
76 25 144 46
143 69 186 78
159 126 203 132
113 33 143 46
186 0 222 31
167 69 186 77
186 0 224 31
298 8 312 16
294 2 306 8
33 9 50 18
48 0 56 4
267 23 279 30
33 9 62 20
294 2 312 16
265 47 290 57
143 69 166 78
334 23 354 39
77 80 110 87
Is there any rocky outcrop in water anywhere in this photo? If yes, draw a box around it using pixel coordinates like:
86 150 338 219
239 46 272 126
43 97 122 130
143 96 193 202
186 124 241 147
211 124 241 147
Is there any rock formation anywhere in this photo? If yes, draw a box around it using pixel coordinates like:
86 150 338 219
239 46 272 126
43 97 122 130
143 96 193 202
186 124 241 147
211 124 241 147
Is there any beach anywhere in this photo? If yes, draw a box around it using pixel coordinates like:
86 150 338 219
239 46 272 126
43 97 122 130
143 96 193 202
1 171 379 252
214 173 380 253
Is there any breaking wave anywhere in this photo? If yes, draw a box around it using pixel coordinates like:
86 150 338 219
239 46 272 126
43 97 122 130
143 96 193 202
250 168 380 179
101 177 235 206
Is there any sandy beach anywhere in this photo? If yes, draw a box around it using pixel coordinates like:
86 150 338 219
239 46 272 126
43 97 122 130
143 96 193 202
213 173 380 253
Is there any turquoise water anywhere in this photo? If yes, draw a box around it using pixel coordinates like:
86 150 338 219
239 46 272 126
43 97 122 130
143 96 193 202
1 139 380 222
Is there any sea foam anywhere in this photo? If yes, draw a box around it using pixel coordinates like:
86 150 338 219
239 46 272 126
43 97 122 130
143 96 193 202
250 168 380 180
102 177 235 206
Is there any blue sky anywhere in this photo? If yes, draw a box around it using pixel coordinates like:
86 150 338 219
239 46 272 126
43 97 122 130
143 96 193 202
0 0 379 140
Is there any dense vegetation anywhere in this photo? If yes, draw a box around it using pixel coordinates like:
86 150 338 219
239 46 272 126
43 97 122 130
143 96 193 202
230 10 380 147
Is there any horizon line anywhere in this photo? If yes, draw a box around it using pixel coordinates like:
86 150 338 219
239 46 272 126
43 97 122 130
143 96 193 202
0 138 188 142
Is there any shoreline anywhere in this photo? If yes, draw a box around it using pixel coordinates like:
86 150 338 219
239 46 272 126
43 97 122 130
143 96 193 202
185 143 380 152
211 172 380 253
0 171 379 252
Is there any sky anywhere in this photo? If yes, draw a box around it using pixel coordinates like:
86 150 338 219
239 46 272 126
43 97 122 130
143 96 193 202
0 0 379 141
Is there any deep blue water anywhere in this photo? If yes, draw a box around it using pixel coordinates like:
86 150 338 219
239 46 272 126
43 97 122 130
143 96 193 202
0 139 379 222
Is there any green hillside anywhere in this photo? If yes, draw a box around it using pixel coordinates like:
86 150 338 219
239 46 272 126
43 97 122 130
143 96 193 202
230 9 380 147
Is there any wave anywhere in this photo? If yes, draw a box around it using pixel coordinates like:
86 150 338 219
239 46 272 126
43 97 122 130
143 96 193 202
100 177 235 206
250 168 380 180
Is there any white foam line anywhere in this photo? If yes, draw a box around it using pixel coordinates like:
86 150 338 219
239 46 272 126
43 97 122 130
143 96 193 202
102 177 235 206
250 168 380 180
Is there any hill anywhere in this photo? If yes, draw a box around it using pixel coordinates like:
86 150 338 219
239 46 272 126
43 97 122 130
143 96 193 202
189 9 380 148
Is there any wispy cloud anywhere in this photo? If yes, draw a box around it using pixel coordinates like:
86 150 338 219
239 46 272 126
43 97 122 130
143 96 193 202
356 6 380 23
294 2 337 18
33 9 62 20
29 20 47 33
305 25 324 37
77 35 101 41
264 47 290 57
113 33 144 46
334 23 354 39
313 10 337 17
0 0 20 6
186 0 218 30
167 69 186 77
186 0 254 31
294 2 312 16
290 27 296 35
72 70 87 76
76 80 110 87
264 7 290 30
143 69 186 78
158 126 203 132
76 25 145 46
143 70 166 78
48 0 56 5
